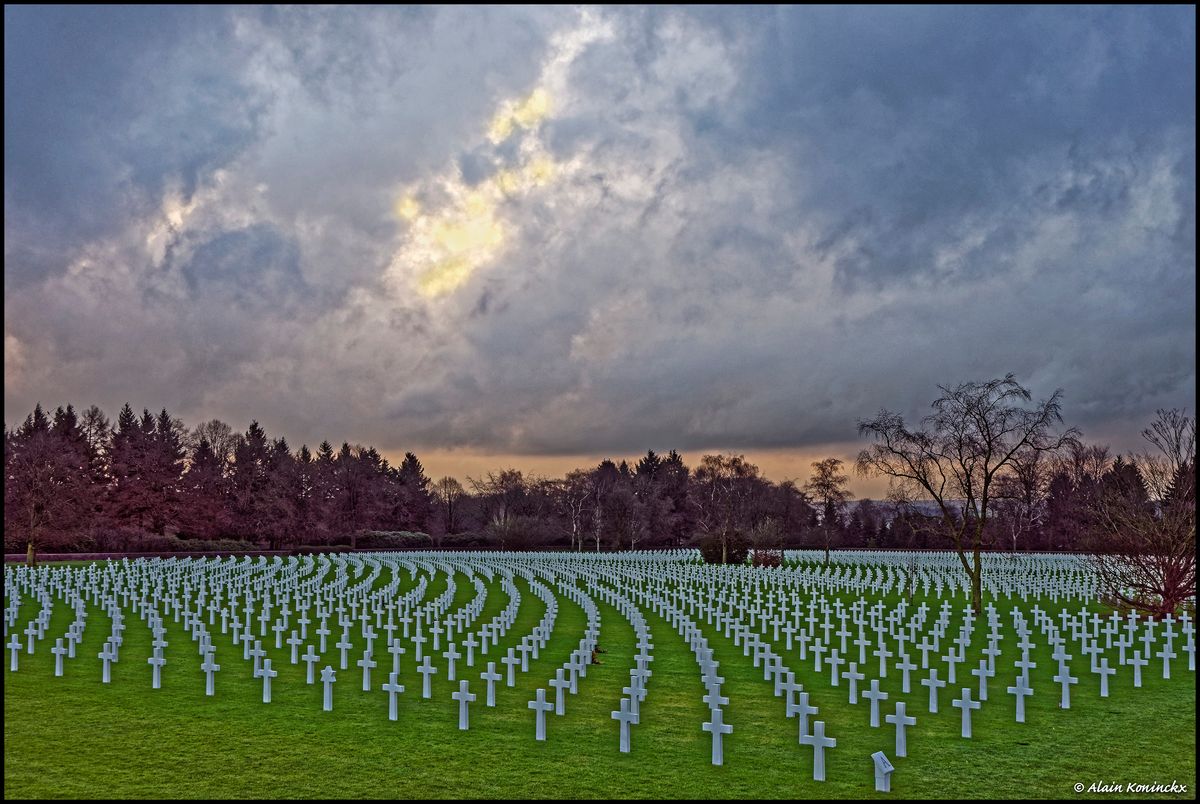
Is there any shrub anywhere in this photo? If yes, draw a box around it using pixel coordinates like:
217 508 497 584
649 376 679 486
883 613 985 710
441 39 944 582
439 532 488 550
177 537 260 553
357 531 432 549
698 530 750 564
752 549 783 567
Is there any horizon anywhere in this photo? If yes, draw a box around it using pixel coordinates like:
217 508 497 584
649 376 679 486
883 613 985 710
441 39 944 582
4 395 1180 501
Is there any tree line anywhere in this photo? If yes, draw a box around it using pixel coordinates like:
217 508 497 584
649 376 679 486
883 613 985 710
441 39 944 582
4 390 1194 591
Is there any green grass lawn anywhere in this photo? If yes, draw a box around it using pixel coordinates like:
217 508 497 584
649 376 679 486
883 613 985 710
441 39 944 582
3 558 1195 799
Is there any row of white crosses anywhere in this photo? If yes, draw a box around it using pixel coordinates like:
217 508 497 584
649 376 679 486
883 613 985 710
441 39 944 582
5 552 1192 701
515 569 589 740
481 557 651 742
617 559 842 777
563 563 661 754
761 551 1094 604
777 550 1102 602
541 576 602 723
585 571 654 754
576 552 1192 785
635 565 843 777
5 550 1195 792
407 555 600 734
7 555 459 705
454 556 638 739
606 565 739 767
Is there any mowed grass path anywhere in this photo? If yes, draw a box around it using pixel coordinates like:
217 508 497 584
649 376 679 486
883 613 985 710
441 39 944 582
3 560 1195 799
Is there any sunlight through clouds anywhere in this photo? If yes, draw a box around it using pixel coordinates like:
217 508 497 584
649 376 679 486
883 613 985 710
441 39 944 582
386 9 615 299
394 196 421 221
488 87 552 144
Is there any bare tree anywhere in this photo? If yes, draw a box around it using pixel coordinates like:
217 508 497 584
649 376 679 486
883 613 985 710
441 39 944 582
605 482 645 551
749 516 785 565
991 447 1051 552
1089 409 1195 617
1141 408 1196 477
191 419 237 472
804 458 854 565
558 469 593 552
468 469 526 549
857 374 1079 612
692 454 760 563
432 476 464 545
1055 442 1111 488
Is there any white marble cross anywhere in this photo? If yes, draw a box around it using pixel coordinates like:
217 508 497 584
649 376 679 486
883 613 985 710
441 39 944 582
502 649 520 687
971 659 991 701
884 701 916 757
549 668 570 715
248 641 266 675
417 655 437 699
1007 673 1033 723
302 645 319 684
463 633 478 667
321 665 336 711
842 662 865 703
388 639 406 675
874 643 893 677
827 650 846 687
148 652 166 689
257 658 278 703
701 685 728 711
452 679 476 730
8 634 22 672
1052 667 1078 708
529 688 553 741
200 651 219 696
1096 657 1115 698
357 650 377 691
382 672 405 721
335 635 353 670
442 643 461 681
612 698 638 753
789 691 818 742
800 720 836 782
896 653 916 693
863 679 889 727
702 707 733 766
50 638 67 677
1128 652 1147 688
951 687 980 737
922 668 946 712
480 662 502 707
99 641 117 684
286 631 303 664
1157 644 1176 679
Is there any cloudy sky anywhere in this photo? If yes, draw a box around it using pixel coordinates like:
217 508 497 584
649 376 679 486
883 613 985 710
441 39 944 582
4 6 1195 493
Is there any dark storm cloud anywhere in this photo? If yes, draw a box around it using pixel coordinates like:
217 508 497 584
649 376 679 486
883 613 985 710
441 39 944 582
4 7 1194 461
3 6 257 250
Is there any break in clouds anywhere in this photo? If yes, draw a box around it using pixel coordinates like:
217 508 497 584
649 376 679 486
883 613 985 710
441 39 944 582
3 6 1195 459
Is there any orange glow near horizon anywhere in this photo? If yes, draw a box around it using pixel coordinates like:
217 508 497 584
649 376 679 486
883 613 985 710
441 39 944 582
386 446 894 499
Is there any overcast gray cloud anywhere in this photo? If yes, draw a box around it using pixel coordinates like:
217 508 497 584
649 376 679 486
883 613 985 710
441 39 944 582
4 6 1195 463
